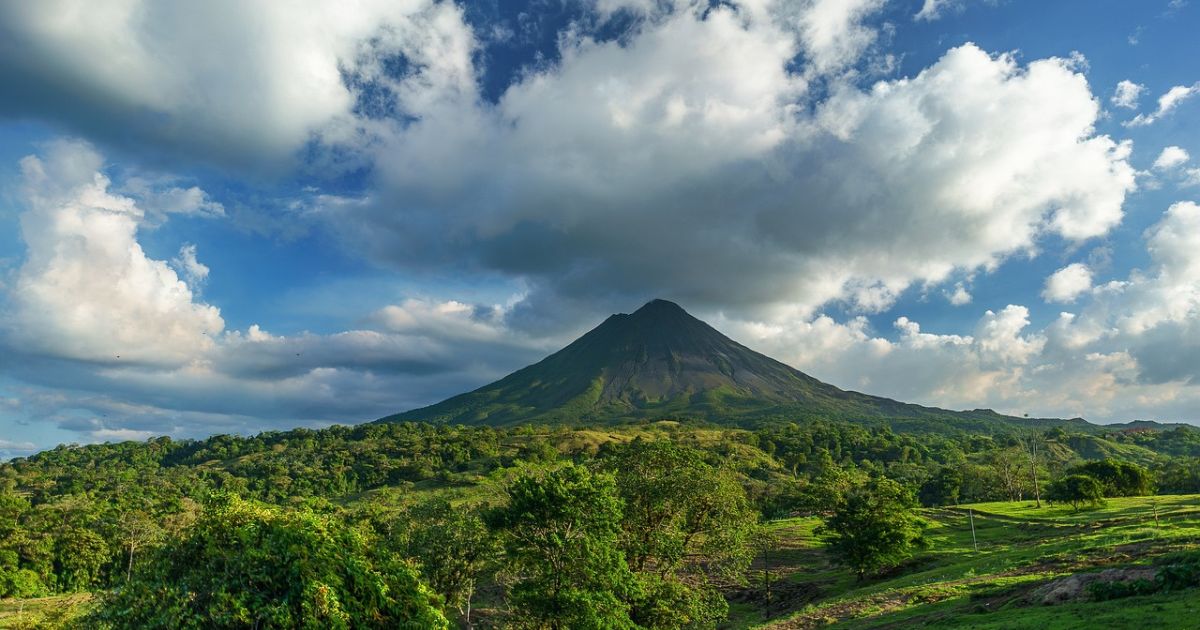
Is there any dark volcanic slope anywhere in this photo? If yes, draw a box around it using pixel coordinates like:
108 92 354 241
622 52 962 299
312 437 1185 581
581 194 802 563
380 299 1071 430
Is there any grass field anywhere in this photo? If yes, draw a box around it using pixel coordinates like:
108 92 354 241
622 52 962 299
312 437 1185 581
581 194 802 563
0 595 91 629
728 494 1200 629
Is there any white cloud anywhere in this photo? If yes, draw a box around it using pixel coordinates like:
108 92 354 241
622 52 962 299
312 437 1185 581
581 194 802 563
1153 146 1190 170
120 177 225 224
9 139 224 365
0 1 1138 322
0 143 557 442
795 0 888 75
915 0 950 20
1111 80 1145 109
172 244 210 287
946 283 973 305
4 2 1190 441
1183 168 1200 188
1125 82 1200 127
913 0 1000 22
0 0 473 169
333 36 1133 322
712 200 1200 424
1042 263 1094 303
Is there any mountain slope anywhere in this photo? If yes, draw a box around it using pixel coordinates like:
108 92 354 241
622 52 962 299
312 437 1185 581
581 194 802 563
380 299 1083 431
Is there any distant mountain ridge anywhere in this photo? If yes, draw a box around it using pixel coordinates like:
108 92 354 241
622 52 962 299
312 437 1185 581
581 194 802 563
380 299 1091 432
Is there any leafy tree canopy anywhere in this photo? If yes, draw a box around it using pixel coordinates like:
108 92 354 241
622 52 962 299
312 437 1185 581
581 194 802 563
819 477 927 580
87 493 448 630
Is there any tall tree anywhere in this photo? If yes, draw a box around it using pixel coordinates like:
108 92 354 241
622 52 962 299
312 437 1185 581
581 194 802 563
604 439 759 628
398 498 496 624
918 466 962 507
487 463 637 630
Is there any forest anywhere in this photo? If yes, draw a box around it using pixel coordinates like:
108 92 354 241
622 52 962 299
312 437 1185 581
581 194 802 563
3 419 1200 628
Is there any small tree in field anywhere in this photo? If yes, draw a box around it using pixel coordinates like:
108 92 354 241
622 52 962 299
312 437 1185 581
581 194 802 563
819 478 926 580
1048 474 1105 511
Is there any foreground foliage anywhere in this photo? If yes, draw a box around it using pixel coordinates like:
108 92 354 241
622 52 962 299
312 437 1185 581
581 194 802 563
86 494 448 630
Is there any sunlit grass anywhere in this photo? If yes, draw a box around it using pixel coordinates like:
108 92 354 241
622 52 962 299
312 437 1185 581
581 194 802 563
731 494 1200 629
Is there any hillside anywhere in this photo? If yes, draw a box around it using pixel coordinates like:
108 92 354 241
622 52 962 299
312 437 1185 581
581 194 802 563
382 299 1085 433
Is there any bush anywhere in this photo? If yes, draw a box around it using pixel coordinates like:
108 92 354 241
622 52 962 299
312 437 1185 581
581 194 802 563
1 568 49 599
1046 474 1105 510
1157 552 1200 592
1084 553 1200 602
1087 578 1157 601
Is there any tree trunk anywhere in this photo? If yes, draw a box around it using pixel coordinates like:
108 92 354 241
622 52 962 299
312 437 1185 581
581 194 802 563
1026 439 1042 508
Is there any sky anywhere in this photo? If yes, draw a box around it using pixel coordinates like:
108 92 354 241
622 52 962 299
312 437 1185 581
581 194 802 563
1 0 1199 458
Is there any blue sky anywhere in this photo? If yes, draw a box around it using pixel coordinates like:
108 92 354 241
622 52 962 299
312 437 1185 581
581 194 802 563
1 0 1198 457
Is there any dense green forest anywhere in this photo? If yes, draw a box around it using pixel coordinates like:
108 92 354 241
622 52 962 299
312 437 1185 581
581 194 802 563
3 419 1200 627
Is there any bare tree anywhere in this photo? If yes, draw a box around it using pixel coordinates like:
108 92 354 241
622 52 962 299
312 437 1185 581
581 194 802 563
1018 434 1043 508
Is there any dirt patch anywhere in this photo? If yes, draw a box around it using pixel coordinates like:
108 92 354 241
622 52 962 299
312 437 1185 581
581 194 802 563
727 579 823 619
1026 568 1157 605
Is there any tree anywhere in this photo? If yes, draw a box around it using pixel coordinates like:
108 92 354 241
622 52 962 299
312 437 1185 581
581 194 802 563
487 463 637 630
1069 460 1154 497
53 527 108 592
1047 474 1105 511
604 439 759 628
88 493 449 629
918 466 962 507
1018 434 1045 507
115 510 163 583
398 498 496 624
819 478 926 580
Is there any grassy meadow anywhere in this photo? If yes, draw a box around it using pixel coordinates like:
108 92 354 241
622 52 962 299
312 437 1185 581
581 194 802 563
727 494 1200 629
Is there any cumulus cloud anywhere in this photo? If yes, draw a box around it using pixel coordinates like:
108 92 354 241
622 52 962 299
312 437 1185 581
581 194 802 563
1042 263 1094 303
120 177 225 225
0 1 1138 322
0 141 556 443
795 0 889 75
1125 82 1200 127
330 27 1133 324
702 199 1200 424
172 244 210 288
1183 169 1200 188
914 0 964 21
0 0 472 169
2 1 1188 444
1111 80 1145 109
946 282 973 305
8 139 224 365
1153 146 1190 170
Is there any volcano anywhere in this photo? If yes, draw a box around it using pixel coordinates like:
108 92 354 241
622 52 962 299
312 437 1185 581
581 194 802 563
380 299 1071 431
